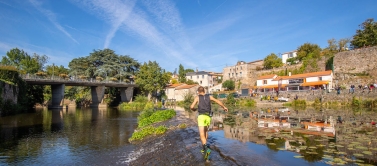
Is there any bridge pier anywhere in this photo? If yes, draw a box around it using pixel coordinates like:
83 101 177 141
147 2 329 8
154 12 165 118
120 87 134 102
49 84 65 109
90 86 106 108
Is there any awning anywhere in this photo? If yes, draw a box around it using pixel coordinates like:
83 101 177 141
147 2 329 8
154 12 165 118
300 81 329 86
257 84 287 89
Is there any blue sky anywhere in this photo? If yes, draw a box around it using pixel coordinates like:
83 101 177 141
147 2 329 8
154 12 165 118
0 0 376 72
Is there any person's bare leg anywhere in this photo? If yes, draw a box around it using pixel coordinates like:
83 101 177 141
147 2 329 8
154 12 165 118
199 126 207 145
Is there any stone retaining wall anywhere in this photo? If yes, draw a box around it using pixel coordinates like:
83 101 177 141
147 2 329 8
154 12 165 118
333 46 377 86
258 89 377 102
1 82 18 104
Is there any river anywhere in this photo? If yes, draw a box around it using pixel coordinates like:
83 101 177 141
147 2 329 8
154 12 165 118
1 106 377 165
0 107 139 165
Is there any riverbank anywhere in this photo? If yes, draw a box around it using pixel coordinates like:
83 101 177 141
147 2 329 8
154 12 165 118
126 107 280 166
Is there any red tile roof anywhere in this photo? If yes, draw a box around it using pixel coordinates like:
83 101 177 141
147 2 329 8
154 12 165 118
272 70 332 81
175 84 199 90
166 83 183 88
257 74 276 79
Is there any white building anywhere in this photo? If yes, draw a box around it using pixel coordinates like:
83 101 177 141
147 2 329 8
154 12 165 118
185 71 221 88
256 70 333 92
165 84 199 101
281 50 297 64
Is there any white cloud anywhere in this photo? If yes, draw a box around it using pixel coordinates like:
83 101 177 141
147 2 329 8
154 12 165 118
28 0 79 44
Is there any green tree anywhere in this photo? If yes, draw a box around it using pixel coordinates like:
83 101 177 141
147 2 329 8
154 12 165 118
68 49 140 81
338 38 351 52
185 68 194 73
1 48 48 74
263 53 283 69
45 64 69 77
0 48 47 110
351 18 377 48
186 79 195 85
222 80 235 90
297 43 321 61
135 61 170 99
178 64 186 83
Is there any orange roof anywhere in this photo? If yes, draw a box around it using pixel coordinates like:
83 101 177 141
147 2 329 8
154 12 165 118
272 70 332 81
258 74 276 79
175 84 199 90
301 81 329 86
166 83 183 88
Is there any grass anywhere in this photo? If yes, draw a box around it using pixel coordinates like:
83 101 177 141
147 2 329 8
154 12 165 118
129 108 176 142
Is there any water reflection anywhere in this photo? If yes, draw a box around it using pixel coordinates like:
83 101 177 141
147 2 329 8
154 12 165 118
220 107 377 165
0 107 139 165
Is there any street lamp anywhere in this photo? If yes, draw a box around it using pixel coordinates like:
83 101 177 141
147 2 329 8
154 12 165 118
52 63 55 80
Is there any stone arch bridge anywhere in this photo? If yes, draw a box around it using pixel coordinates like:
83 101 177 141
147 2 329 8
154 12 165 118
23 75 137 108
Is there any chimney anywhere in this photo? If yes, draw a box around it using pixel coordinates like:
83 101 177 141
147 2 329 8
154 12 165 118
288 72 291 76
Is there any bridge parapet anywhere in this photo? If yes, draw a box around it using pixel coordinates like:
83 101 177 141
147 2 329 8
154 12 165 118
21 74 137 87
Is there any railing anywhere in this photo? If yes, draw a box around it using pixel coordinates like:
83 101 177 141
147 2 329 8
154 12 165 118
21 74 135 84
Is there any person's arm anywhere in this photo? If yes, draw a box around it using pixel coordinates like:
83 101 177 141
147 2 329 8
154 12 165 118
190 96 199 111
209 96 228 112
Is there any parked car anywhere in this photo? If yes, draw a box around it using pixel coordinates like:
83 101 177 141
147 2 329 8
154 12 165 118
277 97 289 102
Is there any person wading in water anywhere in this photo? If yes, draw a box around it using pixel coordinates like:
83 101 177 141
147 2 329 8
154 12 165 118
190 86 228 155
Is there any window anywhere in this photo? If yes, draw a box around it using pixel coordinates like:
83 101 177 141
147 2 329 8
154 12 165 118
202 75 204 79
263 80 267 84
289 53 293 58
197 75 199 79
190 76 192 79
240 72 242 77
228 73 230 77
319 77 322 81
232 73 234 77
236 73 238 77
200 81 202 84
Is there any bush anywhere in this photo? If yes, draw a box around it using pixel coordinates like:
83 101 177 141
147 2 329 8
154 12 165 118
129 125 168 142
138 109 176 128
183 91 194 105
237 98 256 107
134 95 148 103
226 93 236 105
119 102 147 111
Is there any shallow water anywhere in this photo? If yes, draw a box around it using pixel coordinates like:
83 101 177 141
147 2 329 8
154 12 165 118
0 107 139 165
207 107 377 166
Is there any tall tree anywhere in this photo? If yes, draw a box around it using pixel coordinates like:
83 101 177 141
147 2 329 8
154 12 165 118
0 48 47 110
178 64 186 83
338 38 351 52
351 18 377 48
1 48 48 74
222 80 235 90
135 61 170 99
263 53 283 69
45 65 69 77
68 49 140 81
297 43 321 61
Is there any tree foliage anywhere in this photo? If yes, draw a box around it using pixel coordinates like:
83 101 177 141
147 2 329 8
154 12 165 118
178 64 186 83
263 53 283 69
68 49 140 81
222 80 235 90
135 61 171 98
45 64 69 77
1 48 48 74
296 43 321 61
351 18 377 48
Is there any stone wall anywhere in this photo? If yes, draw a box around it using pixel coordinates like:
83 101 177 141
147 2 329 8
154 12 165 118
333 46 377 86
259 89 377 103
1 82 18 104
